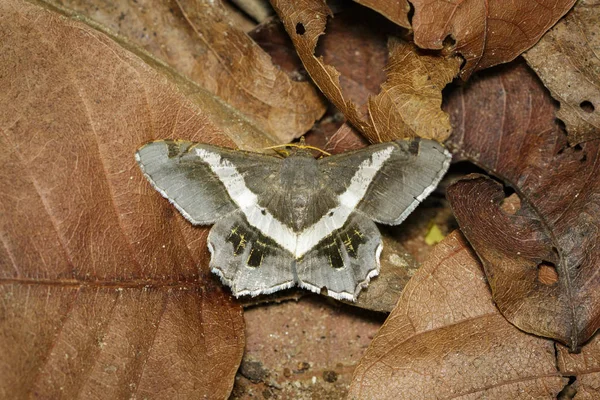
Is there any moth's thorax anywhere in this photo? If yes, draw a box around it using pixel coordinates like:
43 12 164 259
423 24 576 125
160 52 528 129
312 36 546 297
278 152 323 231
279 152 320 191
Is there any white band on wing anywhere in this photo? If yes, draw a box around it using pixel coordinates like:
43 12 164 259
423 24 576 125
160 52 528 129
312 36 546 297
195 146 393 258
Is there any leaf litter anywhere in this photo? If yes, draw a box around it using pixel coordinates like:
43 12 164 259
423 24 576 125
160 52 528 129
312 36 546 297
3 0 599 398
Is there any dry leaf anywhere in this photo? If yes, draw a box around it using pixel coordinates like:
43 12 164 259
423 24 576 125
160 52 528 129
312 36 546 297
270 0 460 143
349 232 567 399
557 333 600 399
53 0 326 143
0 0 247 397
248 18 307 77
524 0 600 145
231 0 274 23
353 0 410 28
411 0 577 78
445 61 600 350
310 122 370 155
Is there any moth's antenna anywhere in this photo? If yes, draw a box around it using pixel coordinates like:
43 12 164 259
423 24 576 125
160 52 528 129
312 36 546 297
264 139 332 157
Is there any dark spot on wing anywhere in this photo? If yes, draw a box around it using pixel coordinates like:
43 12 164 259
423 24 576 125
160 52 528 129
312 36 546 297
341 224 366 258
247 247 264 267
228 221 284 267
247 239 270 268
319 235 345 269
407 139 421 156
313 220 368 268
227 225 247 256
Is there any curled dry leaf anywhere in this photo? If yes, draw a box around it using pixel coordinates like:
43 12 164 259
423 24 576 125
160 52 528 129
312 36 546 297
557 333 600 399
53 0 326 143
524 0 600 145
411 0 577 78
445 62 600 350
349 232 566 399
270 0 460 143
0 0 247 398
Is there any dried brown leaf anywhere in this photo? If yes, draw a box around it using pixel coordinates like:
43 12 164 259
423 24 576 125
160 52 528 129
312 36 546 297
53 0 326 143
353 0 411 28
445 61 600 350
349 232 567 399
524 0 600 145
557 333 600 399
411 0 577 78
0 0 247 397
270 0 460 143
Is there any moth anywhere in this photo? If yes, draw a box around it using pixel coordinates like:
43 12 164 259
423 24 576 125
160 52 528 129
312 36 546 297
135 139 451 301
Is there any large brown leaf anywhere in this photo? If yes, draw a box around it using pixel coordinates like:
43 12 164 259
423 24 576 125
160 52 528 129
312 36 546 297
270 0 460 143
0 0 248 397
411 0 577 78
524 0 600 145
52 0 326 143
349 232 567 399
445 61 600 350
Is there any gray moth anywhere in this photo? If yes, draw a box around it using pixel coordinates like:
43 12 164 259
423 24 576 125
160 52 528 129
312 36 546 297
135 139 451 301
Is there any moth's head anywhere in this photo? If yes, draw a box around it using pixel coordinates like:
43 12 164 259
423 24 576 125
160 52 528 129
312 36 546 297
264 137 330 159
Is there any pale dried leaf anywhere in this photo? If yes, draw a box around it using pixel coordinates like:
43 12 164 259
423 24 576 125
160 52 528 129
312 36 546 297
557 333 600 399
524 0 600 145
368 38 460 142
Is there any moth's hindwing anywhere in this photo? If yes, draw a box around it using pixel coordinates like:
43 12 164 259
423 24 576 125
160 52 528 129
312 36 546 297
208 210 296 296
296 212 382 301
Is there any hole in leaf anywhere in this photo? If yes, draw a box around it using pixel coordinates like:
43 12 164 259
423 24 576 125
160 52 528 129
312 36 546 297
556 376 577 398
580 100 595 113
442 34 456 48
500 193 521 215
537 261 559 286
295 22 306 35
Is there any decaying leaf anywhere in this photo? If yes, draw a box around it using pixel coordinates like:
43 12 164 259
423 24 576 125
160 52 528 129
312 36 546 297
52 0 326 143
524 0 600 145
270 0 460 143
349 232 567 399
410 0 577 78
445 62 600 350
0 0 247 397
557 333 600 399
